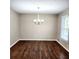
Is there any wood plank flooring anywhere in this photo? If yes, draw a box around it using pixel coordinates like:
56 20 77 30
10 41 69 59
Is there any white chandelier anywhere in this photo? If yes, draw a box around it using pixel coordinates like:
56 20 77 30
33 7 44 25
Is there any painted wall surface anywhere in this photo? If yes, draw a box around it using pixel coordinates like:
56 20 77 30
19 14 58 40
10 9 19 45
57 9 69 50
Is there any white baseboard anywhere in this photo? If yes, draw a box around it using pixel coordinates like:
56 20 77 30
10 39 69 52
19 39 57 41
10 40 19 48
19 39 69 52
56 40 69 52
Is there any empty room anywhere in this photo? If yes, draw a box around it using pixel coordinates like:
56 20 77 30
10 0 69 59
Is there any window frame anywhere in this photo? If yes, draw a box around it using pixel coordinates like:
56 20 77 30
60 15 69 41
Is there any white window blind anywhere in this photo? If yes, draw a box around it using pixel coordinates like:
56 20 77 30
60 15 69 41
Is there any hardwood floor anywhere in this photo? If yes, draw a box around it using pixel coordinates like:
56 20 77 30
10 41 69 59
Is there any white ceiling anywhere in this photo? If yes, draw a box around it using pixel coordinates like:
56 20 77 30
10 0 69 14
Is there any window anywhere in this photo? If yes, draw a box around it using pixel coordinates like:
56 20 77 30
60 15 69 41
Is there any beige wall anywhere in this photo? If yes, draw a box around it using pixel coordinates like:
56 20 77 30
19 14 58 39
10 9 19 45
57 9 69 50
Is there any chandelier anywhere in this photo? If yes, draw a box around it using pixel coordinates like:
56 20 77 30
33 7 44 25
